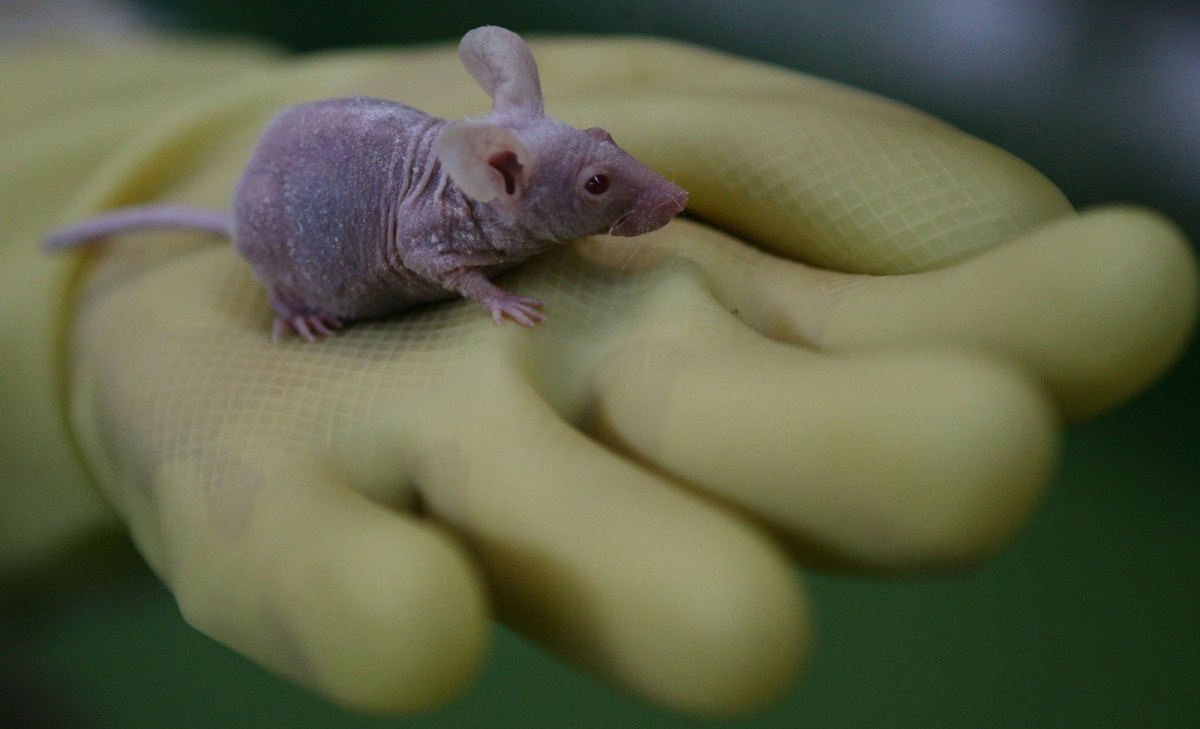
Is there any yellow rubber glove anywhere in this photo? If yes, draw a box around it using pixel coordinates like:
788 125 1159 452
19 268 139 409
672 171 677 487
2 36 1196 717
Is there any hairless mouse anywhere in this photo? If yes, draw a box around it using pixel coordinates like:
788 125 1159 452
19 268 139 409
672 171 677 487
43 26 688 340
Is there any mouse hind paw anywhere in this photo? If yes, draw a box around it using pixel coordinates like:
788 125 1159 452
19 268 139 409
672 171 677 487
272 313 346 342
267 287 346 341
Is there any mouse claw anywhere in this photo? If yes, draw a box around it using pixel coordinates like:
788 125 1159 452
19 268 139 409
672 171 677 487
273 314 345 341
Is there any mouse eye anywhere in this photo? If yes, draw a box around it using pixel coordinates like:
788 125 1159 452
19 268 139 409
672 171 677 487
584 174 609 195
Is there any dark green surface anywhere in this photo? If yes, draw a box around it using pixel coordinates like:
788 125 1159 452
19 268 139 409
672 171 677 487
4 2 1198 727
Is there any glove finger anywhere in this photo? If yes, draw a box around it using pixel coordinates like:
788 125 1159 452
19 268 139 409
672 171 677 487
558 90 1069 275
811 207 1199 419
584 209 1197 422
588 325 1058 571
400 380 809 717
107 450 488 714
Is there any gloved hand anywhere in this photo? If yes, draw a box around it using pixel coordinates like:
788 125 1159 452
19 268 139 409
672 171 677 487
2 36 1196 717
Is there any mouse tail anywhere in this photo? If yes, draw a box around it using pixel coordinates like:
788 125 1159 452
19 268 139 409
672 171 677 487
42 204 232 251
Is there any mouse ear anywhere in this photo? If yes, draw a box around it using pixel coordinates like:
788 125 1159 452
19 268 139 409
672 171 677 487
458 26 544 118
436 120 536 204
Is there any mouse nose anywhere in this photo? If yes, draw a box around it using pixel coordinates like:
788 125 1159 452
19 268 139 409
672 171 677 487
644 182 688 226
610 181 688 236
666 183 688 215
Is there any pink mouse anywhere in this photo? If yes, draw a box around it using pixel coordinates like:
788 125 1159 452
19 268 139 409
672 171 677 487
44 26 688 340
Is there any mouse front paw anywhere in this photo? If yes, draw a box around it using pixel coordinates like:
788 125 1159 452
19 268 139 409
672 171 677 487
438 267 546 327
482 290 545 327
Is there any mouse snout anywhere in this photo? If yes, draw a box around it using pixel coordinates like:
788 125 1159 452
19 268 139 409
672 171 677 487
661 183 688 217
610 182 688 237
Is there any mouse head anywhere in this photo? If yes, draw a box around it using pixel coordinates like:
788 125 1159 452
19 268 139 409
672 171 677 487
435 26 687 241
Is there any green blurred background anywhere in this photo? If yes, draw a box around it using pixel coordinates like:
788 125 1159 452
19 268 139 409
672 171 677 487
3 1 1197 727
